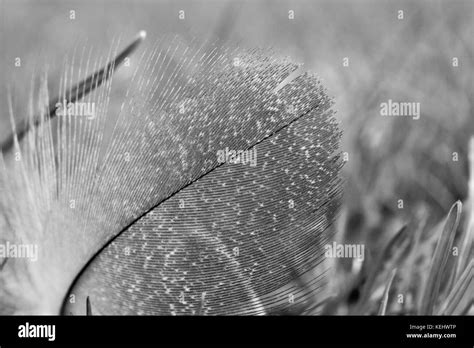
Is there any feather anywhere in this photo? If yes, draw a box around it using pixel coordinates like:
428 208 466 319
0 33 342 315
0 31 147 154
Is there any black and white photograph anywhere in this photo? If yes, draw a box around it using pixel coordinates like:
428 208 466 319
0 0 472 346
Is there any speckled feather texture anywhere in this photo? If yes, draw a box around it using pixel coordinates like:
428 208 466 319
0 35 342 315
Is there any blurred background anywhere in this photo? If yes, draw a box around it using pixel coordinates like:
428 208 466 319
0 0 472 314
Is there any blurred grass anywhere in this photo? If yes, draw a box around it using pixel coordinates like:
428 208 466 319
0 0 473 315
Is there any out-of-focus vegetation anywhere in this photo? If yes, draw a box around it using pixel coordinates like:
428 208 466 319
1 0 472 315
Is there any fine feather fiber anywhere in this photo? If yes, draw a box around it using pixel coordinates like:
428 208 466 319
0 35 342 315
